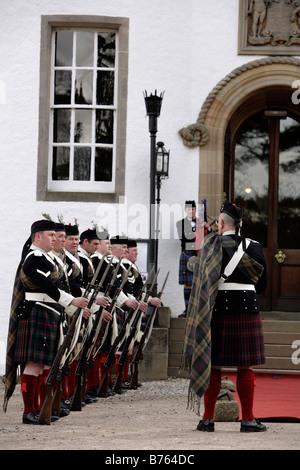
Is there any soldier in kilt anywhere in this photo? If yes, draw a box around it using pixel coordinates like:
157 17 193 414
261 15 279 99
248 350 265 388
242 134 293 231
181 203 268 433
4 220 91 424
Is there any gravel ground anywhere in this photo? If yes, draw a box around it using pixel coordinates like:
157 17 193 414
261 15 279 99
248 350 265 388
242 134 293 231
1 377 299 453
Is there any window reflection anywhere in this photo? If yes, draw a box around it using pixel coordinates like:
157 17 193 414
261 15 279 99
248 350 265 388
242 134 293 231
96 109 114 144
76 32 94 67
75 70 93 104
52 147 70 180
95 148 113 181
74 109 92 143
278 117 300 249
54 70 72 105
97 71 114 105
55 31 73 66
97 33 115 67
53 109 71 143
74 147 91 180
234 112 269 247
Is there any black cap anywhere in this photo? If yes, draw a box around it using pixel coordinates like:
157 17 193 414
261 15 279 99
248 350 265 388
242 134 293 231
110 235 128 245
220 202 243 223
185 200 196 207
65 224 79 236
31 219 57 235
80 229 100 243
55 223 66 232
127 239 137 248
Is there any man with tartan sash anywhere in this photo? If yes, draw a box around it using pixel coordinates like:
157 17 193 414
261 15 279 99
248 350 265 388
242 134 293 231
3 220 92 424
181 202 268 433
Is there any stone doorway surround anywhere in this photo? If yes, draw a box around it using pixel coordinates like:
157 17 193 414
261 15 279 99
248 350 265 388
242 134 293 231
179 57 300 220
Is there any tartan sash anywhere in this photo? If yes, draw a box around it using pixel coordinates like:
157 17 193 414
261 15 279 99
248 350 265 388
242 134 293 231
3 258 60 412
3 268 39 411
180 232 264 414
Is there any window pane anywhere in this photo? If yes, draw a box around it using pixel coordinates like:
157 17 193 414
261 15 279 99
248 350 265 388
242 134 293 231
95 147 113 181
75 70 93 104
55 31 73 66
234 112 270 247
74 147 91 180
74 109 92 143
53 109 71 142
96 109 114 143
76 31 94 67
97 33 116 67
54 70 72 104
278 117 300 249
52 147 70 180
97 71 114 105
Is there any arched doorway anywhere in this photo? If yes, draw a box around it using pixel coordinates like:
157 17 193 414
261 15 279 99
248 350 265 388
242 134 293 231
225 89 300 312
179 58 300 312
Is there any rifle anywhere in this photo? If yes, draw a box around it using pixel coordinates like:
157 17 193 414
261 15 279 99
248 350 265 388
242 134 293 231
69 257 114 411
112 269 160 395
129 271 169 390
37 253 107 425
97 266 155 398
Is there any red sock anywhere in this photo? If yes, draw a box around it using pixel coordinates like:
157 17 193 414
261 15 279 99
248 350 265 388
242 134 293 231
203 368 222 420
87 355 100 389
61 375 69 400
100 354 113 387
38 369 50 409
34 374 43 412
21 374 38 415
123 355 131 382
237 369 255 421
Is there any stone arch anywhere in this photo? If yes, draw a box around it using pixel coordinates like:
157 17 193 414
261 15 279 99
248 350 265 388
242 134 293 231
179 57 300 218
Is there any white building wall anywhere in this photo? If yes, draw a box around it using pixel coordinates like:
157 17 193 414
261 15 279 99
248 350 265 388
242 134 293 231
0 0 257 373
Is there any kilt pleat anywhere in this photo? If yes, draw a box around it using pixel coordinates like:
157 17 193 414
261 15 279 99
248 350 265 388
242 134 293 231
211 312 265 367
14 303 61 366
179 251 195 285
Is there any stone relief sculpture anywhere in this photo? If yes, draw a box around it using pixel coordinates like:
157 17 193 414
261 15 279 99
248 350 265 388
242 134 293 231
247 0 300 47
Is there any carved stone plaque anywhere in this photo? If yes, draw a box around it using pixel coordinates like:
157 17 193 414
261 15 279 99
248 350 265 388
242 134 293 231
238 0 300 55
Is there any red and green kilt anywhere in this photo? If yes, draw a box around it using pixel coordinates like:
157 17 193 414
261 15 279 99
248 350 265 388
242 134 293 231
211 312 265 367
14 303 62 366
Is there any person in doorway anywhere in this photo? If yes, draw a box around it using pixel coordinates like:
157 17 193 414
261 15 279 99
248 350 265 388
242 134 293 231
181 202 268 433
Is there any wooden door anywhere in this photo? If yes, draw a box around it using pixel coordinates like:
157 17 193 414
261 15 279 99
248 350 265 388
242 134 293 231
231 111 300 311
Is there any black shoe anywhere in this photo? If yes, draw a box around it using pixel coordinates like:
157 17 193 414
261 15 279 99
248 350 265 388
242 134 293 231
59 405 70 417
240 418 267 433
22 412 39 425
107 387 115 396
85 394 98 404
86 387 98 397
196 419 214 432
178 312 187 318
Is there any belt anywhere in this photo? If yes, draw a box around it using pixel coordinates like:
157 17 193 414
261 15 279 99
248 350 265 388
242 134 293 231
218 283 255 291
25 292 57 303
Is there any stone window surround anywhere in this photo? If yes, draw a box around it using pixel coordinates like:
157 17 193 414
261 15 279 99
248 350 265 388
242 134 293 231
37 15 129 203
179 57 300 219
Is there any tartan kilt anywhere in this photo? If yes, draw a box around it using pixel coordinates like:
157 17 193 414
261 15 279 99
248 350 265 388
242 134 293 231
14 302 62 366
179 251 196 285
211 311 265 367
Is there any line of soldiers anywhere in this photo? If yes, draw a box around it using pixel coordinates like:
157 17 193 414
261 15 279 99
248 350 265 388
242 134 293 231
3 219 163 425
